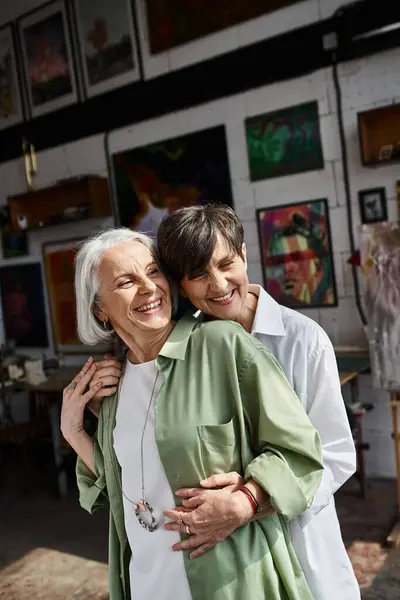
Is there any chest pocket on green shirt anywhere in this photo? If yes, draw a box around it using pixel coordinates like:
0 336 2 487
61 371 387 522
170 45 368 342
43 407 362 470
197 416 242 476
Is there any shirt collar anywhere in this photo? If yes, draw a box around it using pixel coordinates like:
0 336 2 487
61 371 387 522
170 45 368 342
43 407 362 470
158 313 198 360
250 285 286 337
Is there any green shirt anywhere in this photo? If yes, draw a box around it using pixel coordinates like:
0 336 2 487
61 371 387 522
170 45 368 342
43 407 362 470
76 315 323 600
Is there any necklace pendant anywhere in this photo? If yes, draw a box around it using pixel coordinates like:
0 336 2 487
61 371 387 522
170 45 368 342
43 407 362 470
134 499 158 532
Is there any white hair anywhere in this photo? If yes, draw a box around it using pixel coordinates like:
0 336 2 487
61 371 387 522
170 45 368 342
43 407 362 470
75 228 161 345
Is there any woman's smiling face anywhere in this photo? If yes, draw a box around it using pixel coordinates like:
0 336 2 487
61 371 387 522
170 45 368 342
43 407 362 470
95 241 172 340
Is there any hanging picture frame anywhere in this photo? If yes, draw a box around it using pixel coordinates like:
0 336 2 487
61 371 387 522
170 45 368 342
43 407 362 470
17 0 79 119
0 23 24 130
256 198 338 309
73 0 141 99
358 187 388 224
42 237 110 354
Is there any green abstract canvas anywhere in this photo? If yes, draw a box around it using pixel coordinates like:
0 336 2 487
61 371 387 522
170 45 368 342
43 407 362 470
245 101 324 181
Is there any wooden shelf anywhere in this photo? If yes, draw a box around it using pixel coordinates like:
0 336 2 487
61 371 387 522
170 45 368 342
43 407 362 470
358 104 400 166
8 176 112 232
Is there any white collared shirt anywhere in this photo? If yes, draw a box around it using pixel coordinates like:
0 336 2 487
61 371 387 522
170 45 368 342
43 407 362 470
250 285 360 600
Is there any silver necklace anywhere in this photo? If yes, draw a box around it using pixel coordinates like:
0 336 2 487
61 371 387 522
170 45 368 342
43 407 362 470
121 369 159 532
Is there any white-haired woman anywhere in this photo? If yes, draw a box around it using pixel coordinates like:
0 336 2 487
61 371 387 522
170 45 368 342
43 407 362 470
61 227 323 600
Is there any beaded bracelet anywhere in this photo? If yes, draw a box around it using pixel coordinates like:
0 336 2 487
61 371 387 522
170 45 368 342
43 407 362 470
238 485 262 514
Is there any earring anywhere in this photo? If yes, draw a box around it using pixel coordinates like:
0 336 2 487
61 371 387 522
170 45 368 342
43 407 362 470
103 320 108 330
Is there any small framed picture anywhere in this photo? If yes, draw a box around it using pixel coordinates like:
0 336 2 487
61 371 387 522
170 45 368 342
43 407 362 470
73 0 141 99
358 187 388 224
17 0 79 119
0 23 24 130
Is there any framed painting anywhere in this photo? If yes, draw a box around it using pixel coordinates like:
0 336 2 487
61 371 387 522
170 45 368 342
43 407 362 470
0 205 28 258
0 23 24 131
17 0 79 119
111 125 233 239
245 101 324 181
256 198 337 309
145 0 303 54
73 0 140 99
43 238 109 354
0 263 49 347
358 187 388 224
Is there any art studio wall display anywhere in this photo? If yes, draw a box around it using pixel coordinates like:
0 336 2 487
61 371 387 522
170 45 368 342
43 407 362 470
17 0 79 119
256 198 337 309
0 263 48 347
0 205 28 258
42 238 108 354
73 0 140 98
112 125 233 239
358 187 388 224
246 101 324 181
360 221 400 390
0 23 24 131
145 0 303 54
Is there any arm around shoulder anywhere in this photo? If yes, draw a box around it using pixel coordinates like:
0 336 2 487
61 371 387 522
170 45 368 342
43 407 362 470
240 347 323 520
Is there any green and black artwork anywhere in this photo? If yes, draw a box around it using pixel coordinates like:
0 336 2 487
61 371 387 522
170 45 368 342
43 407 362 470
245 101 324 181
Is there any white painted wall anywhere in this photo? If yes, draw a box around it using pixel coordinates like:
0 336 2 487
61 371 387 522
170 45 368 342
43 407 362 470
0 0 398 475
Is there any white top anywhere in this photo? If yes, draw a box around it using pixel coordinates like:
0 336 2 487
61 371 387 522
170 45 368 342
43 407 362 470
113 359 192 600
250 285 360 600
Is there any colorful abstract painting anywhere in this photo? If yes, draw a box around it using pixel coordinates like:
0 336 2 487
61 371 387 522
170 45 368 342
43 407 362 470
145 0 303 54
246 101 324 181
360 222 400 391
256 199 337 308
74 0 139 98
0 263 48 347
112 125 233 239
19 0 78 118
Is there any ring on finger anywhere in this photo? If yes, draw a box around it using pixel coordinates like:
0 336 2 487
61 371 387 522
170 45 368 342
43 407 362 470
177 515 183 525
69 381 77 390
185 525 191 535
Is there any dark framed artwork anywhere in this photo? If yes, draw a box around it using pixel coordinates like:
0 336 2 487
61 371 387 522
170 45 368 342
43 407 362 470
43 238 109 354
145 0 303 54
358 187 388 224
256 198 338 309
17 0 79 119
0 205 28 258
0 263 49 347
111 125 233 239
245 101 324 181
0 23 24 131
73 0 140 99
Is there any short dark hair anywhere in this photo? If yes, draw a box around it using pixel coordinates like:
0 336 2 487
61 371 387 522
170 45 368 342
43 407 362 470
157 204 244 282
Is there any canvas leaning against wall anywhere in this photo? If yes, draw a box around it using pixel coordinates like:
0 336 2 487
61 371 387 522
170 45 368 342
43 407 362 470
256 198 337 309
360 222 400 391
0 263 48 348
112 125 233 239
245 101 324 181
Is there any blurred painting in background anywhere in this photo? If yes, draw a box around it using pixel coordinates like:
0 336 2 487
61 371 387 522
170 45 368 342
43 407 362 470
74 0 139 98
0 24 23 131
0 263 48 347
145 0 303 54
360 221 400 391
0 205 28 258
112 125 233 240
256 198 337 308
246 101 324 181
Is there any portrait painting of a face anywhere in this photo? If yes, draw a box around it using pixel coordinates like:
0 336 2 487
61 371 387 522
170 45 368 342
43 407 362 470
256 199 337 308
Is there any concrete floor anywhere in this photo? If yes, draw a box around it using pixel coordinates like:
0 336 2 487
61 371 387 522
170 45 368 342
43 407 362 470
0 453 399 599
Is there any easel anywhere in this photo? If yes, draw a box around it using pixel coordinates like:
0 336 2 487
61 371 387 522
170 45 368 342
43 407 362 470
387 392 400 547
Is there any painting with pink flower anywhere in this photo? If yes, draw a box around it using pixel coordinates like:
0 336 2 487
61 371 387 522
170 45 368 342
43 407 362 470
18 0 78 118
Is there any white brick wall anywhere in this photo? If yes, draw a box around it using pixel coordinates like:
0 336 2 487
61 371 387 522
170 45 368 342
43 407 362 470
0 0 398 477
